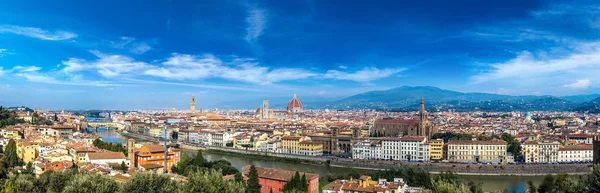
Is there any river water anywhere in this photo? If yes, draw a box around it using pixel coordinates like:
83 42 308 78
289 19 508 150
95 129 545 192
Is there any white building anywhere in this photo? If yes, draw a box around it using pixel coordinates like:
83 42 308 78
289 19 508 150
260 141 281 153
353 140 382 160
381 138 401 160
400 136 429 162
523 141 540 163
85 152 129 166
558 145 593 162
210 132 232 147
538 141 560 163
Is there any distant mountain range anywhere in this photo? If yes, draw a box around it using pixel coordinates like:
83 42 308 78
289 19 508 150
320 86 600 112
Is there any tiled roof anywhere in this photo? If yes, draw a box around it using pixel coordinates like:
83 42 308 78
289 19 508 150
448 139 506 145
87 152 126 160
242 165 318 182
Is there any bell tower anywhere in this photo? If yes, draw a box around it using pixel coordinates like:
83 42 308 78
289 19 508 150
190 96 196 113
127 139 136 168
418 97 428 137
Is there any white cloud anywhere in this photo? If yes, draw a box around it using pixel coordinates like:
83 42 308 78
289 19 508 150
472 42 600 84
0 67 5 77
110 37 154 54
11 66 41 72
146 53 316 84
323 67 406 82
16 73 120 87
338 65 348 69
0 49 7 57
0 25 76 40
564 79 591 89
62 50 151 77
244 7 267 42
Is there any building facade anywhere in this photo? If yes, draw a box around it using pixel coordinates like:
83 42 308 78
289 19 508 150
371 98 436 138
242 165 319 193
447 140 507 163
429 139 444 161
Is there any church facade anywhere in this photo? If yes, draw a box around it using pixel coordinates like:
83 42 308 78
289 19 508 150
371 97 436 139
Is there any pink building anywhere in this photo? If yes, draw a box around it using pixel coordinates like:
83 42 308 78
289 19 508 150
242 165 319 193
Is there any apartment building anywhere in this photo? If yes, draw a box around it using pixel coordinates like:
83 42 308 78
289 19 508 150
447 140 507 163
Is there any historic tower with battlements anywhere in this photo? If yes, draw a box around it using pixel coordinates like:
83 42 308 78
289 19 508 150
190 96 196 113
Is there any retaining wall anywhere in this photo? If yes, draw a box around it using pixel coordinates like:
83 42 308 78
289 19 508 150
330 158 592 175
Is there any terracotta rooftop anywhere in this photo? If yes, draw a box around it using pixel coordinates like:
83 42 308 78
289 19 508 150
375 119 419 124
559 145 593 151
448 139 506 145
87 152 126 160
242 165 318 182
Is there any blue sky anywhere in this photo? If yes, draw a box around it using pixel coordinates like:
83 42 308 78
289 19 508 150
1 0 600 110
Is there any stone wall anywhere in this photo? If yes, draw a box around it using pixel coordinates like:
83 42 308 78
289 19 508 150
330 158 592 176
207 146 329 162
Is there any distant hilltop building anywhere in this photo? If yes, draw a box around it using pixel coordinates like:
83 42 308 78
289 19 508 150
371 97 436 139
256 94 304 119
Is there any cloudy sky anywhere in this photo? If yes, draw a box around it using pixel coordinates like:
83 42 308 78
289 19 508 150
1 0 600 110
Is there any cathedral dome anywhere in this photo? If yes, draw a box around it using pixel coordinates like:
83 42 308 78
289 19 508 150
287 94 303 112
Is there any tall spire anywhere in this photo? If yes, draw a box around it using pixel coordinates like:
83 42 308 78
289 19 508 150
419 97 425 114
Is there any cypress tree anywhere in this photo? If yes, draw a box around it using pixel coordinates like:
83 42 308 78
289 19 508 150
293 171 301 190
235 172 244 183
4 139 19 168
247 165 261 193
193 150 205 167
300 174 308 191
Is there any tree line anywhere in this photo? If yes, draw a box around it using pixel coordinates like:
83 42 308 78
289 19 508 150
92 139 128 157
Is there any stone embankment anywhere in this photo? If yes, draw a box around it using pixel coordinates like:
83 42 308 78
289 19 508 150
205 146 329 162
330 158 592 176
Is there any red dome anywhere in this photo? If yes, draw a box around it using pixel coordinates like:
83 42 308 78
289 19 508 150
287 94 303 111
256 107 262 114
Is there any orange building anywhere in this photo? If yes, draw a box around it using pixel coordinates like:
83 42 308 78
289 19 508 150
133 144 180 172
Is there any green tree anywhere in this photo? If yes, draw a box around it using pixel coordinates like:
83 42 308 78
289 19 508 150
120 161 128 173
527 181 537 193
62 173 120 193
537 175 555 193
234 172 244 183
22 162 33 174
3 174 37 193
3 139 20 168
300 174 308 191
246 165 261 193
467 181 483 193
193 150 206 167
179 169 246 193
588 164 600 192
121 172 179 193
425 180 469 193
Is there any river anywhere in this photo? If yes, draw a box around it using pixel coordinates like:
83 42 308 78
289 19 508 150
95 129 545 192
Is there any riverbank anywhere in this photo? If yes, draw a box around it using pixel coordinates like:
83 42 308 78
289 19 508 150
330 158 592 176
180 145 593 176
116 130 157 142
204 149 328 166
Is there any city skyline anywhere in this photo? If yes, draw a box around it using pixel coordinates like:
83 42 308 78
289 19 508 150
2 0 600 109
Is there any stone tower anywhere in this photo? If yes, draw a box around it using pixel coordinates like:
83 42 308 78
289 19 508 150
331 126 341 154
262 99 269 119
128 139 136 168
190 96 196 113
418 97 428 137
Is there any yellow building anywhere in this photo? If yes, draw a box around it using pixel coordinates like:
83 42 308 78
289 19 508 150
281 136 302 154
273 130 291 136
17 142 39 164
429 139 444 161
2 128 21 139
447 140 507 163
298 141 323 156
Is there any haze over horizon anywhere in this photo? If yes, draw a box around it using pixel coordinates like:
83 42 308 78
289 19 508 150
2 0 600 109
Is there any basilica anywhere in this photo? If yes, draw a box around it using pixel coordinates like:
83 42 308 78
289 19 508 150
256 94 304 119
